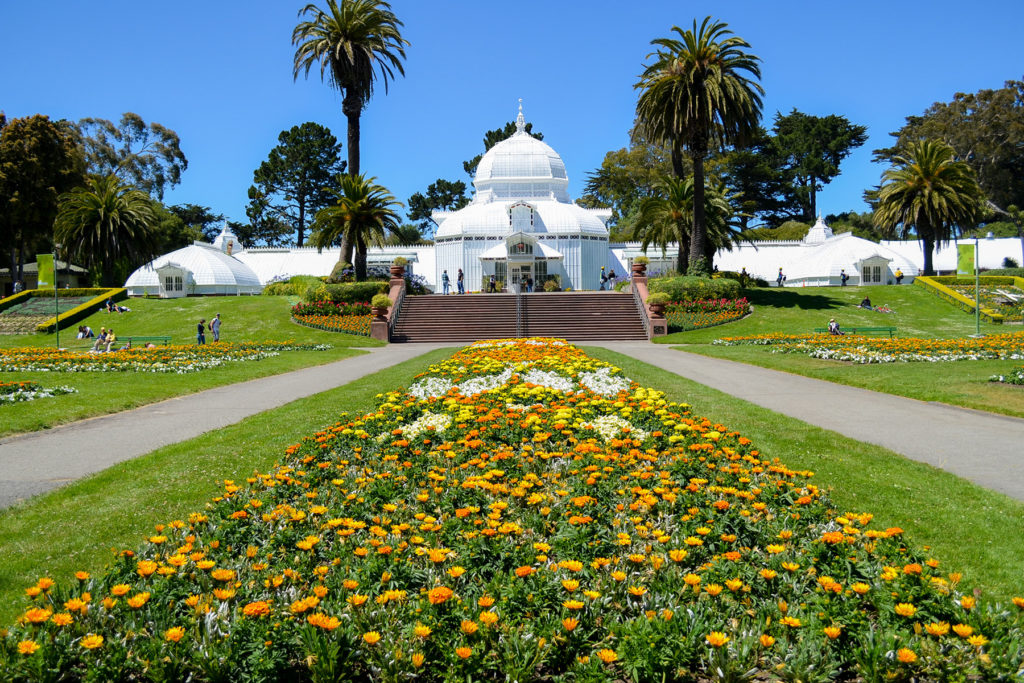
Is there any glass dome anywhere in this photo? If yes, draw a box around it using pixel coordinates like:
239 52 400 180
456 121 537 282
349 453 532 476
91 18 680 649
472 105 570 202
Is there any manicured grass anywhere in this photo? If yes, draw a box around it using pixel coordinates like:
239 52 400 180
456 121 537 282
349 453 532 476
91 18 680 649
655 285 1024 417
0 296 383 437
0 347 453 625
585 347 1024 604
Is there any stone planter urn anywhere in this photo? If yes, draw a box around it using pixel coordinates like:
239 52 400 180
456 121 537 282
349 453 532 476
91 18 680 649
631 263 647 276
372 306 389 320
648 302 666 317
389 265 405 278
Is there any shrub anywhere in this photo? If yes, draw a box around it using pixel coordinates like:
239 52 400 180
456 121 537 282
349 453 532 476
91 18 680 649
648 276 740 302
543 279 560 292
687 256 710 277
986 267 1024 278
392 256 409 267
371 293 392 308
645 292 671 306
1003 257 1020 269
328 262 353 283
633 255 650 265
291 301 371 317
303 282 387 304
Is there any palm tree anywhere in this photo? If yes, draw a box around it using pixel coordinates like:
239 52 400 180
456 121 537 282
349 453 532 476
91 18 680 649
635 17 763 274
875 139 981 275
633 174 737 274
54 174 160 286
309 173 402 281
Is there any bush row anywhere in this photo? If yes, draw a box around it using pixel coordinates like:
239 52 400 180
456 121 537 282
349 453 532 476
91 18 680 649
648 276 741 302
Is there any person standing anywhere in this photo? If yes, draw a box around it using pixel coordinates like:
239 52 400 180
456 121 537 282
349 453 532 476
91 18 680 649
608 270 617 288
488 274 496 293
777 268 785 287
840 269 849 286
457 268 465 294
895 268 904 285
441 270 450 295
526 276 533 293
599 266 607 290
197 319 206 345
210 313 221 342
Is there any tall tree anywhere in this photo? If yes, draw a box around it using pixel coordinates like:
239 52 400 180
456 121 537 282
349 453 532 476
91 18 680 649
717 126 794 229
77 113 187 200
309 173 402 281
876 79 1024 215
772 109 867 220
250 122 345 246
874 139 981 275
168 203 225 243
635 17 763 274
54 174 161 286
0 114 85 284
239 187 293 247
462 120 543 178
406 179 469 236
292 0 407 265
632 175 696 274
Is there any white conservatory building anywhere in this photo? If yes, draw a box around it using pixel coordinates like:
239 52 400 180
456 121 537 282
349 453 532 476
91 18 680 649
125 227 264 296
432 105 612 291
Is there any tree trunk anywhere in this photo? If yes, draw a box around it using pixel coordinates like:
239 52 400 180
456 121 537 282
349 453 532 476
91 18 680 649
670 141 686 179
688 154 707 274
341 91 362 265
297 197 305 247
809 179 817 220
354 237 367 282
921 235 935 276
676 222 689 275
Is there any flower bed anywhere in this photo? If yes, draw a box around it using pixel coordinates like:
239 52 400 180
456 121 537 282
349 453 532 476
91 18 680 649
666 297 750 331
291 301 372 318
292 315 372 337
990 366 1024 385
3 338 1022 681
715 332 1024 364
947 285 1024 322
0 342 332 374
0 380 76 404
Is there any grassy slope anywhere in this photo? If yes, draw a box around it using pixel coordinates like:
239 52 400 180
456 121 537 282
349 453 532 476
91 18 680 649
585 348 1024 604
0 296 383 437
0 348 453 625
656 284 1024 417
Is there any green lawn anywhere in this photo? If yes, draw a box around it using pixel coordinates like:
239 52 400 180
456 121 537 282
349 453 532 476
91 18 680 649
0 295 383 437
3 345 1022 628
656 284 1024 417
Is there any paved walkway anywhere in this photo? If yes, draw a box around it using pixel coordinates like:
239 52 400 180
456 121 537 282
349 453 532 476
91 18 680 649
0 344 452 510
595 343 1024 502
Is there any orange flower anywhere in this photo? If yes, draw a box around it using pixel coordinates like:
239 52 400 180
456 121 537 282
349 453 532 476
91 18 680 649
164 627 185 642
479 611 498 626
80 634 104 650
953 623 974 638
127 592 151 609
348 594 369 606
110 584 130 597
427 586 454 605
894 603 916 618
51 613 73 627
823 626 842 640
514 566 535 578
136 561 158 578
243 601 271 617
596 648 618 664
896 648 917 664
18 640 40 655
460 620 479 635
760 634 775 647
363 631 382 645
562 617 579 631
211 569 236 582
22 608 52 624
850 582 870 595
455 646 473 659
414 623 432 638
960 595 976 610
307 613 341 630
411 653 425 668
926 622 950 637
705 631 730 648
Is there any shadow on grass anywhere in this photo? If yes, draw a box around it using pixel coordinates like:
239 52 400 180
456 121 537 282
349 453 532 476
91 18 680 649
747 288 840 311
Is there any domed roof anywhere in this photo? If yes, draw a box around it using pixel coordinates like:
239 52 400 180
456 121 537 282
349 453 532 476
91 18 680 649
125 242 263 293
472 103 570 202
787 232 918 280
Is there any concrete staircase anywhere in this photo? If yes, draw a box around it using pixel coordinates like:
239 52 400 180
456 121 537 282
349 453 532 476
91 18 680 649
390 292 648 342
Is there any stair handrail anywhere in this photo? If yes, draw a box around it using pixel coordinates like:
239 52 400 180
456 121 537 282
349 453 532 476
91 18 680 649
387 282 406 339
632 282 650 338
515 282 523 337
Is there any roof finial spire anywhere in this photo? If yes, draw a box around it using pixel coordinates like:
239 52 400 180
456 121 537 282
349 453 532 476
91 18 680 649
515 98 525 133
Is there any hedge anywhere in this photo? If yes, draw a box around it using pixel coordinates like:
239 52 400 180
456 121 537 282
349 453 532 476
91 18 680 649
303 281 389 304
34 288 127 333
647 276 741 302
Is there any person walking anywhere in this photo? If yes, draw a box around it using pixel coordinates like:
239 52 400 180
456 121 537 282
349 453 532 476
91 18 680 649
488 274 496 293
608 270 617 289
197 319 206 345
210 313 221 342
441 270 451 295
526 276 533 293
777 268 785 287
457 268 465 294
600 266 607 290
840 269 849 286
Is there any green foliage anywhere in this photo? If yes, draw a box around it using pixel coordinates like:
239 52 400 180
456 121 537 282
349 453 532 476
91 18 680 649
988 266 1024 277
648 275 740 301
0 114 85 283
742 220 809 241
406 178 469 236
391 256 408 266
688 255 710 277
645 291 671 305
875 139 982 274
772 109 867 220
304 281 386 304
76 112 187 201
370 293 392 308
716 126 795 229
54 174 161 287
167 203 225 243
825 210 883 242
240 187 292 247
249 121 345 246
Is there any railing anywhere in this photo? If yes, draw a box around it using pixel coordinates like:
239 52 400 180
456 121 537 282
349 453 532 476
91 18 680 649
515 284 524 338
632 283 650 338
388 286 406 339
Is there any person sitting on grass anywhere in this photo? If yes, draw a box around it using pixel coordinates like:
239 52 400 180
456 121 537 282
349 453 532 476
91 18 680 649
875 304 894 313
858 296 873 310
827 318 844 335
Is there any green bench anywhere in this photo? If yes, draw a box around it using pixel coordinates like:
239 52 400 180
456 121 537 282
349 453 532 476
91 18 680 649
813 327 897 338
123 336 172 346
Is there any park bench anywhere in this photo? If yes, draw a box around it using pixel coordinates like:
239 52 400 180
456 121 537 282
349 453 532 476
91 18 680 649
813 326 897 338
122 336 172 346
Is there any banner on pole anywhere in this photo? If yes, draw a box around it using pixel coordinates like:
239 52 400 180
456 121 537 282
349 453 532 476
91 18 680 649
37 254 55 289
956 243 975 276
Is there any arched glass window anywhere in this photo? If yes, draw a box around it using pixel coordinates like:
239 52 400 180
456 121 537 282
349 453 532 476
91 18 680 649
509 203 534 233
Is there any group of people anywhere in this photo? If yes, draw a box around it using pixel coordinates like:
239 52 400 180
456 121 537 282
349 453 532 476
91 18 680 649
440 269 466 295
103 298 130 314
196 314 221 345
599 266 618 290
89 327 122 352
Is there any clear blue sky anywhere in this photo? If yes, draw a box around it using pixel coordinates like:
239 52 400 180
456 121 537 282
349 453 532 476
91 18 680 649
3 1 1022 230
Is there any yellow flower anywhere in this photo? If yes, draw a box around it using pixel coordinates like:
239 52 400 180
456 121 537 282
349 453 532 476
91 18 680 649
164 627 185 642
684 573 701 586
563 600 584 610
110 584 131 597
460 620 479 635
414 623 432 638
725 578 744 592
136 561 158 578
348 594 369 606
211 569 236 582
596 648 618 664
704 584 723 596
479 611 498 626
967 634 989 647
127 592 151 609
1012 596 1024 610
80 634 104 650
51 613 73 627
610 571 626 582
953 623 974 638
18 640 40 655
307 613 341 630
896 648 917 664
628 585 647 597
823 626 842 640
960 595 976 610
669 549 688 562
75 571 90 581
411 653 425 668
894 603 916 618
455 646 472 660
760 634 775 647
759 569 777 580
213 588 236 600
562 579 580 592
780 616 801 628
562 617 579 631
705 631 730 648
850 582 870 595
363 631 382 645
448 566 466 578
22 608 52 624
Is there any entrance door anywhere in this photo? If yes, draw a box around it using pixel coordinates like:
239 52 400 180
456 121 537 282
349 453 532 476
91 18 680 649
509 263 532 291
